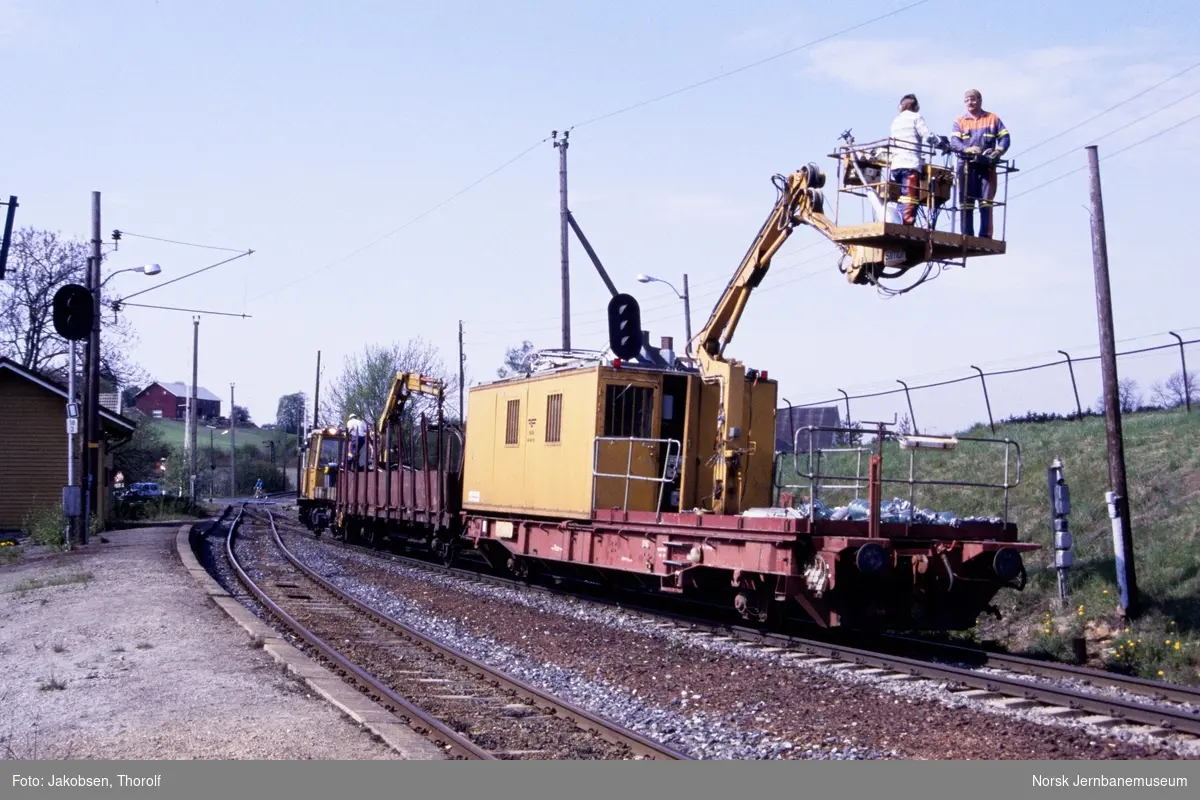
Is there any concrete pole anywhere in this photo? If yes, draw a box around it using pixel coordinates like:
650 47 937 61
230 383 237 498
554 130 570 350
189 315 199 502
681 273 693 359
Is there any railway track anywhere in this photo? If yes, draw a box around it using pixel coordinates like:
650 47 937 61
222 504 689 761
265 509 1200 741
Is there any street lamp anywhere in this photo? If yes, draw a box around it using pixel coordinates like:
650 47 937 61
637 273 693 359
78 260 164 541
101 263 161 288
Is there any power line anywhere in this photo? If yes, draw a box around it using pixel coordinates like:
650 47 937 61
1010 109 1200 200
115 250 255 303
1020 58 1200 155
252 135 552 301
1016 85 1200 178
568 0 934 131
253 4 932 303
469 244 835 337
114 231 247 253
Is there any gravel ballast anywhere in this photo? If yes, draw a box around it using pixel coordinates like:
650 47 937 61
278 524 1195 761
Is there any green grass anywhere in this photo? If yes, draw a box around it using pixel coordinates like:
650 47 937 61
776 407 1200 685
142 418 293 454
7 570 95 595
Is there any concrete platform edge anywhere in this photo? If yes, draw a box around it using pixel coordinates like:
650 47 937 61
174 520 445 760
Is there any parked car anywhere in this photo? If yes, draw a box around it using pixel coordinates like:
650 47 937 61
123 482 164 501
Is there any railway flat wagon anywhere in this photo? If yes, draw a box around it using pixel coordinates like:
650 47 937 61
329 373 463 553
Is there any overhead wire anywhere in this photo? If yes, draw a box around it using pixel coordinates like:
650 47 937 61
253 2 935 303
567 0 933 131
1019 58 1200 155
251 135 553 301
1015 85 1200 178
1010 108 1200 200
113 231 247 253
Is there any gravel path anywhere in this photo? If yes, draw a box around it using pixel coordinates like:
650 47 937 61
279 525 1194 760
0 526 401 760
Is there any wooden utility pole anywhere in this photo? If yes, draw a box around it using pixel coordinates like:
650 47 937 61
1087 145 1138 618
553 130 570 350
81 191 102 543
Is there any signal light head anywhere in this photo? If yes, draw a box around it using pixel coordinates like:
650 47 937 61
612 358 622 369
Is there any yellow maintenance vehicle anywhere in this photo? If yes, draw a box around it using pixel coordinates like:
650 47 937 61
298 425 345 534
457 145 1030 631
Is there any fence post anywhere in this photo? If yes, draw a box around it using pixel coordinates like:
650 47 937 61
783 397 796 456
896 380 918 434
1057 350 1084 421
1168 332 1191 413
970 365 995 434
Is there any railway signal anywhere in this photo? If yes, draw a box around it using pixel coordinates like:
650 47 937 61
607 293 642 361
52 283 95 341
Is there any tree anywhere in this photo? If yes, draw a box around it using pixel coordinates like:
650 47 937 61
111 422 171 483
1096 378 1141 414
232 405 252 426
0 227 145 388
1149 370 1197 409
275 392 307 433
497 340 537 378
322 337 456 429
121 384 144 410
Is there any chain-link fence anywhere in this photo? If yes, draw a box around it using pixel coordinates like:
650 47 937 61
781 332 1196 437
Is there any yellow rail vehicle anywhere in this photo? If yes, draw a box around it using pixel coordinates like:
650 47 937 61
298 426 345 533
462 362 776 521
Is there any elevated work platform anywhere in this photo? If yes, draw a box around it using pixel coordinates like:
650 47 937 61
830 221 1006 262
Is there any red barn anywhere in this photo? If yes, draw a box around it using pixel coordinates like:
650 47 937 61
133 382 222 421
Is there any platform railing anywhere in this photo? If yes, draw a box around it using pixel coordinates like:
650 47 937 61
785 425 1022 525
829 135 1015 246
776 443 871 504
591 436 682 513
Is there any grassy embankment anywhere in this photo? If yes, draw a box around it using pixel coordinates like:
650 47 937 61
775 408 1200 685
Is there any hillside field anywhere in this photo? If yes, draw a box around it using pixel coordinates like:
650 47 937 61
776 407 1200 685
141 417 298 456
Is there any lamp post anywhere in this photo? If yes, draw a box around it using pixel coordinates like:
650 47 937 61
79 256 162 541
636 273 692 359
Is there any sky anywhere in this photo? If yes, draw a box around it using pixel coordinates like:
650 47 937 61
2 0 1198 436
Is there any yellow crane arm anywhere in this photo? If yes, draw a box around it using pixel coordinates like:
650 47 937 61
377 372 445 436
695 166 834 370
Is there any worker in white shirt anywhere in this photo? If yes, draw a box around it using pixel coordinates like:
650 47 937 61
346 413 368 469
887 94 947 226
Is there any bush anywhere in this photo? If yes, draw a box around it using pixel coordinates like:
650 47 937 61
21 504 101 550
111 495 206 522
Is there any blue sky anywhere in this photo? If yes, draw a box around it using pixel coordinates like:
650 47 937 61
3 0 1198 434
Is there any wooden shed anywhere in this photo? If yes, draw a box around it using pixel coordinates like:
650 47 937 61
0 358 136 531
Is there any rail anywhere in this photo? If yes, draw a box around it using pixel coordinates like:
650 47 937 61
224 506 492 759
784 425 1022 525
283 509 1200 741
591 436 682 513
245 507 690 760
